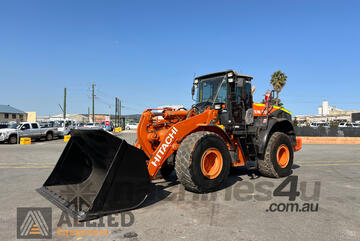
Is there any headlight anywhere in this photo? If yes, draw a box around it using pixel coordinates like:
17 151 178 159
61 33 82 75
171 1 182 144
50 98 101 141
228 78 234 83
227 72 233 77
194 79 199 84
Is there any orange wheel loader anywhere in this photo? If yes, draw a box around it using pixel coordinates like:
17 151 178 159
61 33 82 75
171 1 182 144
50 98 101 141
37 70 302 221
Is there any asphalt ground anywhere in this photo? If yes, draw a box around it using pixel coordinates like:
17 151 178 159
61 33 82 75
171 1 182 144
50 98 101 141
0 131 359 241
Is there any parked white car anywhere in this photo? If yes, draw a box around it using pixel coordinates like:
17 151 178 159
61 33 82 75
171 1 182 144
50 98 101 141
56 119 76 137
310 122 329 128
125 123 138 130
338 122 347 128
81 123 103 130
337 122 360 128
351 123 360 128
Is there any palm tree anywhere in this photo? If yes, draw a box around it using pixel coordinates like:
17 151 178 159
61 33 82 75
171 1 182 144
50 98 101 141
270 70 287 106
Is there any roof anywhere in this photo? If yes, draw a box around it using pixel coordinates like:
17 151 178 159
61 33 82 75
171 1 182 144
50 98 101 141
0 105 26 114
195 70 253 80
51 113 88 118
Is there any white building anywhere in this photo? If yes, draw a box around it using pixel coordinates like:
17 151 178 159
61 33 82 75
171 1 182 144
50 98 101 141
318 100 343 116
296 100 360 124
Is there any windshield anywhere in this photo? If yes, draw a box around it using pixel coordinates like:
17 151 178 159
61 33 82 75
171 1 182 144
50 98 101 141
196 76 227 104
53 121 62 127
40 122 48 128
8 123 18 129
40 121 61 127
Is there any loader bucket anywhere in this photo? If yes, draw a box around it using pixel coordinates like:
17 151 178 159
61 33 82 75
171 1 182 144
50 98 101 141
37 129 150 221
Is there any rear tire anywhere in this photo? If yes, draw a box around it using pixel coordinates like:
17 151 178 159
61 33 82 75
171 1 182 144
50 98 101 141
175 131 231 193
258 132 293 178
46 132 53 141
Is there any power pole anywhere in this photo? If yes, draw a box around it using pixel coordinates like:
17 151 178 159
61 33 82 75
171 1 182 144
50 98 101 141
88 107 90 123
115 97 118 127
119 99 122 128
63 88 67 119
92 83 95 123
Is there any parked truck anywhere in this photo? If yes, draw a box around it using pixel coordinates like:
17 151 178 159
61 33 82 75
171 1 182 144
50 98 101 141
0 122 58 144
51 119 76 137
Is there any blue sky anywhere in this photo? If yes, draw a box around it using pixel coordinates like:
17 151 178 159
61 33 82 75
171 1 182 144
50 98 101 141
0 0 359 116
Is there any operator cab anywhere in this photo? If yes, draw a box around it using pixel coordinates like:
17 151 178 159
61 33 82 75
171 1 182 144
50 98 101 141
192 70 254 129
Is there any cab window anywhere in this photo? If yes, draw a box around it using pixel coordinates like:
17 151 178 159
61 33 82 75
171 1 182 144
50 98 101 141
235 87 242 104
215 81 227 103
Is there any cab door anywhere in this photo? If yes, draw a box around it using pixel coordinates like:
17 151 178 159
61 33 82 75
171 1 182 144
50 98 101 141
31 123 41 138
20 123 31 137
231 77 253 126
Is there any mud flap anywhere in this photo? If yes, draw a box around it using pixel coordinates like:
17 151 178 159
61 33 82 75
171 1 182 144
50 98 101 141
37 129 150 221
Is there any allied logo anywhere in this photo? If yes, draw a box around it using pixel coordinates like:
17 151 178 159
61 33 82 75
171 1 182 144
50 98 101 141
17 208 52 239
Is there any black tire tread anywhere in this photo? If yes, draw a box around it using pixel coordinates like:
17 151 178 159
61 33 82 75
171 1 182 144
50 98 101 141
46 132 53 141
258 132 290 178
9 135 17 144
175 131 226 192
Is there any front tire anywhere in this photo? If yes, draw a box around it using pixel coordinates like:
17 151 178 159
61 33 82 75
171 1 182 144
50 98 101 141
9 135 17 144
258 132 294 178
175 131 231 193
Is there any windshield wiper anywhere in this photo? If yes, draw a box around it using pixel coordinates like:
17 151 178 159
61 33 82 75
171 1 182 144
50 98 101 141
211 77 226 108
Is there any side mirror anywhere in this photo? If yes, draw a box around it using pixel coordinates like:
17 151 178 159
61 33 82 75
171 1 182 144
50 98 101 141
271 90 275 99
191 85 195 97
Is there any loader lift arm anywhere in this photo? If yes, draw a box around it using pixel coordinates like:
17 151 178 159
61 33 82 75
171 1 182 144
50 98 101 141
136 107 224 178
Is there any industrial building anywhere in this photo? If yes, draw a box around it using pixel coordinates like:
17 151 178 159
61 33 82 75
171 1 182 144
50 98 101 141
47 113 89 123
0 104 27 123
295 100 360 124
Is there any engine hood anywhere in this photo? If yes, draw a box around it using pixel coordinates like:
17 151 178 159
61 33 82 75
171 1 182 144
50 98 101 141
0 128 16 133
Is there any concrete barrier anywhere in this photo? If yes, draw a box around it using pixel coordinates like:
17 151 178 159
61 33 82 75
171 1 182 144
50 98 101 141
20 137 31 145
64 135 71 142
114 127 122 133
300 136 360 144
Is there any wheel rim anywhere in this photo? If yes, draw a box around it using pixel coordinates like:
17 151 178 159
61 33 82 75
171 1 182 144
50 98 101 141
201 148 223 179
277 144 290 168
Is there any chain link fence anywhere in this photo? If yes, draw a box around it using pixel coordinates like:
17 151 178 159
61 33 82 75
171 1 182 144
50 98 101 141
295 127 360 137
